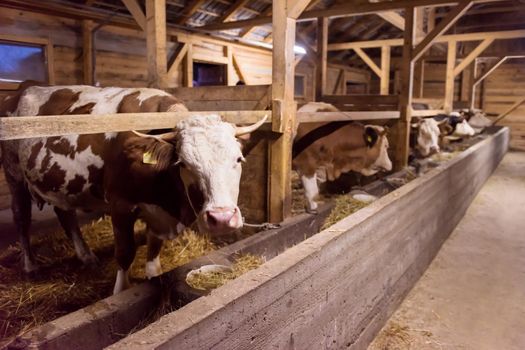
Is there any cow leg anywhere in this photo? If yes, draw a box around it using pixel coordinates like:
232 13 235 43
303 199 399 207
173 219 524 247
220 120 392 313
301 173 319 213
111 204 137 294
145 232 163 279
9 182 36 273
53 207 98 266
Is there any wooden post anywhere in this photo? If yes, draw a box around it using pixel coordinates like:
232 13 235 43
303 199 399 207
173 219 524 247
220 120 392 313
393 6 415 171
444 40 457 113
380 45 391 95
82 20 94 85
226 45 235 85
470 56 509 109
268 0 310 223
413 58 425 98
315 17 328 101
146 0 167 88
460 63 473 102
184 44 193 87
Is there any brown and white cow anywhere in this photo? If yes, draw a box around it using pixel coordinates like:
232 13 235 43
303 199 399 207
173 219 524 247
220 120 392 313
410 117 443 157
293 102 392 212
1 84 265 293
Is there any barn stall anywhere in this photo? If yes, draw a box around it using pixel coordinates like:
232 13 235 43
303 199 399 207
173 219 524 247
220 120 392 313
0 0 523 349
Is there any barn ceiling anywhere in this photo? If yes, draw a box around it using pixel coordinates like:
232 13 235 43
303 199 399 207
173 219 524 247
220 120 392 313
1 0 525 69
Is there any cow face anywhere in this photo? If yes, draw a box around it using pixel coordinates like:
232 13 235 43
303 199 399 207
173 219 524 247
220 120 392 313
136 115 266 235
361 125 392 176
453 119 475 137
412 118 441 157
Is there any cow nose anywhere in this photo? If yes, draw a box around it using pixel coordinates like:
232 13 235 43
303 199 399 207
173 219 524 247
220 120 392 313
206 207 239 231
430 146 440 154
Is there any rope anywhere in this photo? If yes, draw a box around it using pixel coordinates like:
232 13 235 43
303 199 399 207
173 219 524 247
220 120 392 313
243 220 281 230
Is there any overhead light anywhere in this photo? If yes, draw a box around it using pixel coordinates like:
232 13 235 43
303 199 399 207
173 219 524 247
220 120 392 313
294 45 306 55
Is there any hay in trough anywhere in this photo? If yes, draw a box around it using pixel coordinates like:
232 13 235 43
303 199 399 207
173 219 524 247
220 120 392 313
186 254 264 291
369 322 412 350
322 195 369 230
0 216 215 347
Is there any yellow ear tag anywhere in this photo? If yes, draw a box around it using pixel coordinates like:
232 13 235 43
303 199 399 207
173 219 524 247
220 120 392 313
143 151 158 165
367 135 373 143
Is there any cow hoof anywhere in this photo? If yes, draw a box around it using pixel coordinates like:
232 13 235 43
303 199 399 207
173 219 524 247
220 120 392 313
145 257 162 279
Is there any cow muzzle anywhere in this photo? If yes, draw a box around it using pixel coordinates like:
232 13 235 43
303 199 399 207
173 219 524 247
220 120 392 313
204 207 242 234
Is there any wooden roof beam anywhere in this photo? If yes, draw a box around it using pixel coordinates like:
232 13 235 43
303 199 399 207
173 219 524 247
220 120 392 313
215 0 250 23
200 0 505 31
121 0 146 31
376 11 405 30
412 0 473 62
175 0 206 25
453 38 494 76
353 48 382 77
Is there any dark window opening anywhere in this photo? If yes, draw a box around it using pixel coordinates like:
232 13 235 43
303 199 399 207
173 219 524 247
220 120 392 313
294 75 306 97
0 41 47 83
193 62 226 87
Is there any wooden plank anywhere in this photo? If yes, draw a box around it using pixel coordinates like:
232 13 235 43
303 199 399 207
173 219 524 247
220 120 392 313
166 43 188 80
297 111 400 122
473 56 508 86
0 111 271 140
82 20 94 85
453 38 494 76
214 0 250 23
377 11 405 30
168 85 271 102
332 69 344 95
322 94 399 105
412 109 446 116
444 40 457 113
239 6 272 38
315 16 327 101
108 127 509 350
268 0 297 223
354 48 382 77
146 0 167 88
232 53 248 84
414 58 425 98
492 96 525 124
394 6 416 171
287 0 313 19
380 46 391 95
412 0 473 62
122 0 146 31
226 46 234 85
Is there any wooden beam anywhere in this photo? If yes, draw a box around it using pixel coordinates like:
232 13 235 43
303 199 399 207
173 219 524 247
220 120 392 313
226 46 234 85
412 0 473 62
453 38 494 76
415 7 425 43
380 45 391 95
332 69 344 94
0 111 271 141
287 0 313 19
394 6 416 171
146 0 167 88
444 40 457 113
492 96 525 125
167 43 188 80
414 58 425 98
473 56 508 86
121 0 146 31
183 44 193 87
175 0 205 25
315 16 327 101
376 11 405 30
215 0 250 23
268 0 298 223
328 29 525 51
354 48 382 77
239 6 272 38
232 53 248 84
82 20 94 85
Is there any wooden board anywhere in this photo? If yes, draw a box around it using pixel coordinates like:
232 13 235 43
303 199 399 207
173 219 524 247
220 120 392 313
108 127 509 350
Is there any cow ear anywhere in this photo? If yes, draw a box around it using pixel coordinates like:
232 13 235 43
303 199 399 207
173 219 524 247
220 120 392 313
364 127 379 148
133 131 178 170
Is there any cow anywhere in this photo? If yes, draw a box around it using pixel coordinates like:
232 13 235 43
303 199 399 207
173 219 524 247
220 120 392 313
410 117 443 157
1 84 266 294
434 112 475 139
460 109 492 133
292 102 392 213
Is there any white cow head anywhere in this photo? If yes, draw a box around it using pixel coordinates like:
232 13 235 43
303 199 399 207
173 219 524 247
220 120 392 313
134 115 266 235
412 118 441 157
453 119 475 137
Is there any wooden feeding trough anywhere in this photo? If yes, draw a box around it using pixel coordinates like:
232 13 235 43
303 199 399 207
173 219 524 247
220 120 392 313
14 127 509 349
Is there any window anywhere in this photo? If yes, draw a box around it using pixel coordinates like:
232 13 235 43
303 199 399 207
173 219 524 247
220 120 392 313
294 74 306 98
0 35 54 89
193 62 227 86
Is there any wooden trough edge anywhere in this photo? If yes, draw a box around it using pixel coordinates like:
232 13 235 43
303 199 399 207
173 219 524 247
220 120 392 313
108 127 510 350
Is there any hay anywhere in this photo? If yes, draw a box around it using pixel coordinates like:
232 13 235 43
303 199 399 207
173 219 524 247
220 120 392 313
322 195 369 230
186 254 264 291
0 216 215 347
370 322 412 350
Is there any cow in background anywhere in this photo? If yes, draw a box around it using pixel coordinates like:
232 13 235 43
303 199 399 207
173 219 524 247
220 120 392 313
410 117 443 157
293 102 392 213
1 84 266 293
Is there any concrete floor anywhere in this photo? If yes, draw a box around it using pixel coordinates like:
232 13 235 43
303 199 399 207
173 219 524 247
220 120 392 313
369 151 525 350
